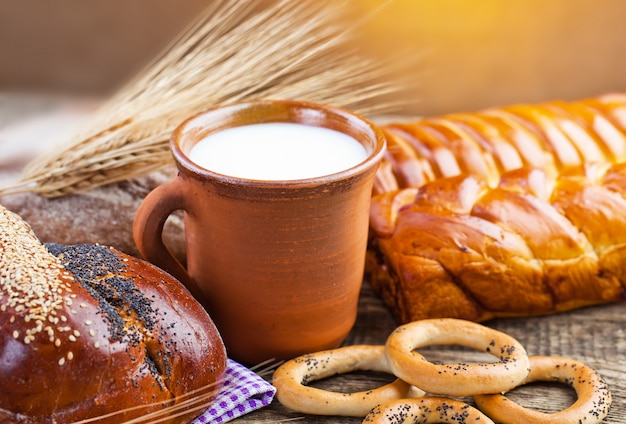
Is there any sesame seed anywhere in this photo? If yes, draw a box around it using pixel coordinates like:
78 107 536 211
1 213 170 380
85 320 93 326
0 206 77 351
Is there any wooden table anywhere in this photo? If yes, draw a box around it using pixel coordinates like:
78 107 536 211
235 280 626 423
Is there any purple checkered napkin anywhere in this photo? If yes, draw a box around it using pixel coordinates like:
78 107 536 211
192 358 276 423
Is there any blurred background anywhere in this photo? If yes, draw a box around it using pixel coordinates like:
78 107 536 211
0 0 625 117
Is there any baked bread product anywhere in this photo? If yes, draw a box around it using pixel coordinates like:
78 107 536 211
0 205 227 423
0 168 187 262
373 93 626 195
367 93 626 323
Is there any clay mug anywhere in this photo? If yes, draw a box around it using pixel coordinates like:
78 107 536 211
133 100 385 364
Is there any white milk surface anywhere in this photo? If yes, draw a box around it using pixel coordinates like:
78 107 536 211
188 123 368 180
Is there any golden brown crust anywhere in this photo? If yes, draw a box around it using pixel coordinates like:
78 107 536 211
385 319 530 396
362 397 495 424
0 205 227 423
474 356 612 424
272 345 425 417
372 93 626 196
368 93 626 323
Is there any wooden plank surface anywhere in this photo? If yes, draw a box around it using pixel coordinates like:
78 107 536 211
234 280 626 423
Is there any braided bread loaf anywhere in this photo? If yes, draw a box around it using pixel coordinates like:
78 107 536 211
367 93 626 323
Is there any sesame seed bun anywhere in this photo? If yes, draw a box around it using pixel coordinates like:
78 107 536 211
0 205 227 423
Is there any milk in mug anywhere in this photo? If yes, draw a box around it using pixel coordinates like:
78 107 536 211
187 122 368 180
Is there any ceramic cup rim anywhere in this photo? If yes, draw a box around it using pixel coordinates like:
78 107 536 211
169 99 386 188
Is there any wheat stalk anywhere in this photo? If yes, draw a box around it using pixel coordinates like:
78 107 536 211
0 0 413 198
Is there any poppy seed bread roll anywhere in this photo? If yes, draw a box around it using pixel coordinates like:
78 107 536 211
0 205 227 423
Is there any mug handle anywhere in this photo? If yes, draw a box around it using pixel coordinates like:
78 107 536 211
132 177 208 305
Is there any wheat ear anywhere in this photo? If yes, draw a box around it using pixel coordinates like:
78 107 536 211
0 0 412 198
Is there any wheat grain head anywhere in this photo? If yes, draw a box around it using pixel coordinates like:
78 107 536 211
1 0 416 198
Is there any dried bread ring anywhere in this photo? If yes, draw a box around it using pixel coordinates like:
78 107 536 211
474 355 612 424
272 345 425 417
362 397 495 423
385 318 530 396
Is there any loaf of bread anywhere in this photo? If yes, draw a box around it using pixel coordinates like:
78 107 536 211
0 168 187 262
367 93 626 323
0 205 227 423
